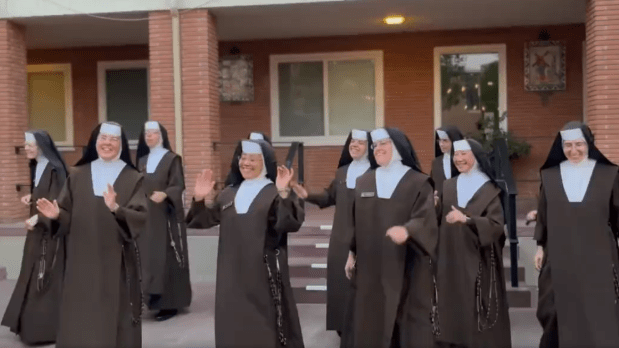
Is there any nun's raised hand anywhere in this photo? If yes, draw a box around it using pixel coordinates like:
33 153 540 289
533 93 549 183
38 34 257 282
21 194 32 206
290 181 308 199
345 252 356 280
36 198 59 220
276 166 294 190
386 226 409 245
446 206 467 224
194 169 215 202
104 184 119 212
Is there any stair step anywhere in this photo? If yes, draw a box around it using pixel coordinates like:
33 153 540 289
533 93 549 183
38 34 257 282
506 285 534 308
288 245 329 258
0 267 5 281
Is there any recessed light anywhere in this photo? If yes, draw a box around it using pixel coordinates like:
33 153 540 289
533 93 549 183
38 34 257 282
384 15 405 25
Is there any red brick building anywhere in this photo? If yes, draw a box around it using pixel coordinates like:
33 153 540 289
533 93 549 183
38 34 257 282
0 0 616 223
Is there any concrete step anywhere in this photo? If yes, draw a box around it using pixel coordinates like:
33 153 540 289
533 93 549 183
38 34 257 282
0 267 5 281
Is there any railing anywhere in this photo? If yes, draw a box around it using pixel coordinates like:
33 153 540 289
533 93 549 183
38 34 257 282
490 138 519 287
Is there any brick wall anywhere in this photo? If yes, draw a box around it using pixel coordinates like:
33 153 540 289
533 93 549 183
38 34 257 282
0 21 28 222
586 0 619 162
219 24 586 206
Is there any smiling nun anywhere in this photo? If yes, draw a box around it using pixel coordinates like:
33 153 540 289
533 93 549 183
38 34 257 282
431 126 464 196
434 138 511 348
136 121 191 321
292 129 374 336
36 122 146 348
2 130 68 345
186 139 305 348
345 128 439 348
225 132 272 187
534 121 619 348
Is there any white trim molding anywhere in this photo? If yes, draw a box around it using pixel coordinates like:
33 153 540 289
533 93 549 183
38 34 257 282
270 50 384 146
433 44 508 131
27 64 74 147
97 60 150 144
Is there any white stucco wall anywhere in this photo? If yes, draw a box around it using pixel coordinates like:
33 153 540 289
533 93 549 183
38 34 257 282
0 0 345 19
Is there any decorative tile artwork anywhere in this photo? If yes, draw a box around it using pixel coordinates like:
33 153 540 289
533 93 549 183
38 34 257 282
220 55 254 102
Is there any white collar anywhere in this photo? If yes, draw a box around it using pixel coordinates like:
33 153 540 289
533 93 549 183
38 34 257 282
442 153 452 179
146 145 169 174
560 158 596 202
456 162 490 208
91 158 126 197
234 176 273 214
346 156 371 189
34 155 49 187
375 145 410 199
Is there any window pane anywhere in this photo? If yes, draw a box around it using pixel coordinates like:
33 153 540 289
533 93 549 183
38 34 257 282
106 68 149 140
278 62 324 137
28 72 67 142
328 60 376 136
440 53 499 136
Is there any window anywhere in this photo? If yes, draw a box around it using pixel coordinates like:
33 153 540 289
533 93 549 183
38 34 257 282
270 51 384 145
98 61 149 144
434 45 507 137
27 64 74 146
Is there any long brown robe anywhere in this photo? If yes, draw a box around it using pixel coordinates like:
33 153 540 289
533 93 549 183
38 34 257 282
430 155 449 196
349 170 439 348
1 164 65 344
435 179 511 348
535 163 619 347
54 164 146 348
137 152 191 310
306 164 362 332
186 185 305 348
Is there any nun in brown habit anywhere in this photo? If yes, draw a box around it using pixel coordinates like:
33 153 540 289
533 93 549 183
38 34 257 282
291 129 375 336
36 122 146 348
434 138 511 348
534 121 619 348
136 121 191 321
430 126 463 197
186 139 305 348
344 128 439 348
2 130 68 345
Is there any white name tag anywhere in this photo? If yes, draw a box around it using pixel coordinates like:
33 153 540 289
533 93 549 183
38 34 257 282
361 192 375 198
222 202 233 211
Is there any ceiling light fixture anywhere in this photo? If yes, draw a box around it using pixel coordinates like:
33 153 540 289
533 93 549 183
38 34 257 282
384 15 405 25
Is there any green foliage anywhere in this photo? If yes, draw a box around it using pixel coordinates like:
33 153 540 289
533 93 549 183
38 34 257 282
470 112 532 160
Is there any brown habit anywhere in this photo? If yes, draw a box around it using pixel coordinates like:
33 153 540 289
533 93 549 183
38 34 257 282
435 179 511 348
54 164 146 348
350 170 438 348
137 152 191 310
535 163 619 347
306 164 360 332
186 185 305 348
430 155 448 196
2 164 65 344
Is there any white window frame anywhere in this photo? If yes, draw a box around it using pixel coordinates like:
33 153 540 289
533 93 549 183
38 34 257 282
433 44 508 131
270 50 384 146
97 60 150 146
27 64 74 148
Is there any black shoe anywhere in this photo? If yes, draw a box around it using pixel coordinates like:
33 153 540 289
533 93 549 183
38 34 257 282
155 309 178 321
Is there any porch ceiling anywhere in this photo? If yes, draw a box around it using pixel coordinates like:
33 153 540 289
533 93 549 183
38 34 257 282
18 0 585 49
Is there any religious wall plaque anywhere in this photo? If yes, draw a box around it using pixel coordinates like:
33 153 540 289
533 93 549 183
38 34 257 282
524 41 566 91
220 55 254 102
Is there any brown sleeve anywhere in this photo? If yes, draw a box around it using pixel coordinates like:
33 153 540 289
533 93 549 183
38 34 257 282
403 180 439 260
55 174 73 237
466 194 505 247
185 197 221 229
306 178 337 208
36 169 63 236
113 176 148 241
609 172 619 240
534 183 547 247
164 156 185 215
270 191 305 236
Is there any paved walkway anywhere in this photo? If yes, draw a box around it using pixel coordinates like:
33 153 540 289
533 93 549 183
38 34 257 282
0 280 542 348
